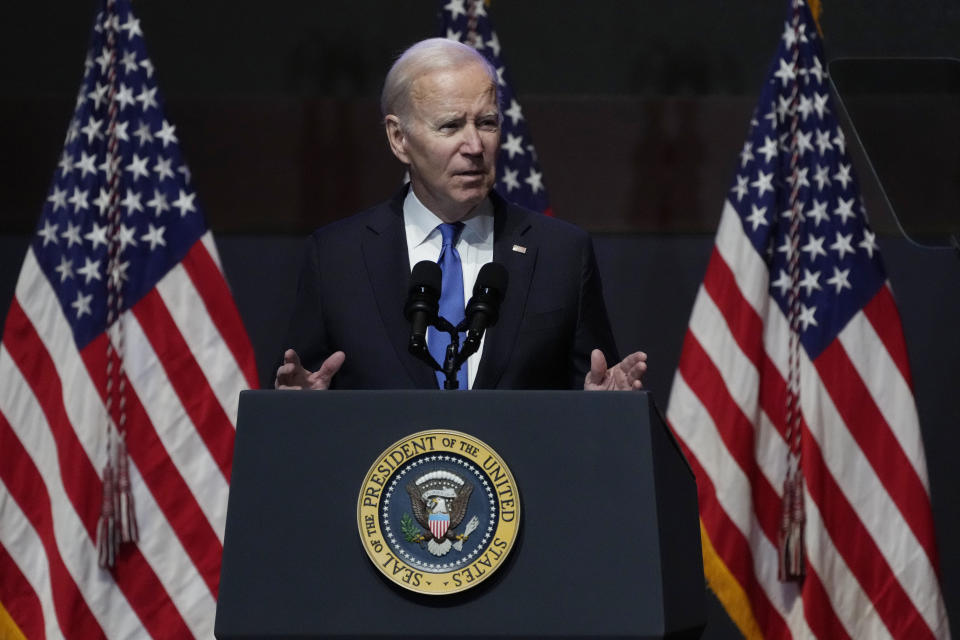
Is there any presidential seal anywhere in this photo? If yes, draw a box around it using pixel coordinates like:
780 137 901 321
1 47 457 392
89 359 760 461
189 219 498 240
357 430 520 595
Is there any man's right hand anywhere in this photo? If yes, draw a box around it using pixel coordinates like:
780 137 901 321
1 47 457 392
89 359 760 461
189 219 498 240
274 349 346 390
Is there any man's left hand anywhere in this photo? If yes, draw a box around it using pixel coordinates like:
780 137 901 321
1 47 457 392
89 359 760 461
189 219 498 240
584 349 647 391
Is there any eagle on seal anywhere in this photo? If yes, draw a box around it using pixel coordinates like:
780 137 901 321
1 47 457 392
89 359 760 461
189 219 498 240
406 470 479 556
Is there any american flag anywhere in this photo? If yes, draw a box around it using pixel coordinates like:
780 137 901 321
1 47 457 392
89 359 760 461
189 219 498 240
0 0 257 637
666 1 951 637
440 0 553 215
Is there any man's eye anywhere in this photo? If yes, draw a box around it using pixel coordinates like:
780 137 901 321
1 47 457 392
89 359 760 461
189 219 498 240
478 119 499 131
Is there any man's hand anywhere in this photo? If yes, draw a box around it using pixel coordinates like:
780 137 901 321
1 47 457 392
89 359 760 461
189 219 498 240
275 349 346 390
584 349 647 391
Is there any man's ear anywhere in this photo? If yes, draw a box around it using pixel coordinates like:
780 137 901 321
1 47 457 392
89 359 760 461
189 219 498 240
384 115 410 165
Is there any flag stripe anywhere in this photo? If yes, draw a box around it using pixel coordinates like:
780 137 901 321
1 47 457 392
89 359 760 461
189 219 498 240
862 285 914 390
801 484 893 640
702 247 766 368
813 341 938 567
157 263 245 426
801 414 935 640
701 219 795 439
701 237 793 432
2 313 191 639
667 390 794 638
0 480 52 640
16 250 225 600
754 260 942 635
669 372 817 637
0 396 107 640
668 374 809 635
682 221 943 639
117 306 232 537
676 330 781 545
804 491 890 638
673 375 875 640
730 221 943 635
130 288 234 480
714 201 769 315
13 253 110 474
687 284 762 425
79 333 226 597
124 461 217 638
181 236 259 390
801 352 945 637
684 278 914 637
200 233 224 272
12 254 217 632
797 550 853 640
674 256 921 639
838 308 929 489
3 302 100 537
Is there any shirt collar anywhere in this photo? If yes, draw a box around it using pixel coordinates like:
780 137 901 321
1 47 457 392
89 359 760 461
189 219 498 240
403 188 494 249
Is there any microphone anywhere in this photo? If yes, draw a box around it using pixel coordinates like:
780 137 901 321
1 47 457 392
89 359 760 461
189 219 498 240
460 262 508 357
404 260 442 357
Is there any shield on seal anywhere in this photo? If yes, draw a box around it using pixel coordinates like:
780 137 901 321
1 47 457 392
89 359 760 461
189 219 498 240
429 513 450 539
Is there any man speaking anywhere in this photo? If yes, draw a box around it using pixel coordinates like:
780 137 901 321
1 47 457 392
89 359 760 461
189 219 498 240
276 38 647 391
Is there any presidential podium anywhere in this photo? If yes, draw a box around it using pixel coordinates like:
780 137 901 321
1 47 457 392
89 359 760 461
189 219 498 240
215 390 705 639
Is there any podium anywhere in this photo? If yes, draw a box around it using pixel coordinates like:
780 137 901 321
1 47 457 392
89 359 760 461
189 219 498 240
215 390 705 639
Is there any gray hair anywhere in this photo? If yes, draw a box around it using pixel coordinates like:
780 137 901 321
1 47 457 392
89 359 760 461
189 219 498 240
380 38 500 123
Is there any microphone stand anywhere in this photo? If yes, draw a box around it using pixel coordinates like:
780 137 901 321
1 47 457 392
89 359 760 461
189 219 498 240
440 318 487 390
407 261 505 390
436 317 462 390
407 315 465 390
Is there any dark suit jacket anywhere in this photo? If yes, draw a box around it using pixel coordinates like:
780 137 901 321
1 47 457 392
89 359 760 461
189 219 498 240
281 188 619 390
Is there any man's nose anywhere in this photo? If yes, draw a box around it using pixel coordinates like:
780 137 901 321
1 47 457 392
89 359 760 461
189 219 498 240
460 125 484 155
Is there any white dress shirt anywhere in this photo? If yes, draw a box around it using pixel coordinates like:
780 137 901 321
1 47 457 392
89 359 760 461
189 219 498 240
403 188 494 389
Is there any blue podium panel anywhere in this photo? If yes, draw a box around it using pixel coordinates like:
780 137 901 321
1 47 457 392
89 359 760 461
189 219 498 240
215 390 704 639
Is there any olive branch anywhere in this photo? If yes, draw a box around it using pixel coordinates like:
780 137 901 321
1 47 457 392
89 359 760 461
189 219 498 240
400 513 420 542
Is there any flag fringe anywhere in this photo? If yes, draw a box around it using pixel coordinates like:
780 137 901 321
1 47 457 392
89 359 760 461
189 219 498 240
808 0 823 35
0 600 28 640
699 520 764 640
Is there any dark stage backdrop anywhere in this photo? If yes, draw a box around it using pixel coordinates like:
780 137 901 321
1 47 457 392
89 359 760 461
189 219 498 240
3 1 960 638
4 2 960 236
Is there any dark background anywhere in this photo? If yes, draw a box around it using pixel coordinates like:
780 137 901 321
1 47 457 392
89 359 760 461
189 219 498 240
2 2 959 638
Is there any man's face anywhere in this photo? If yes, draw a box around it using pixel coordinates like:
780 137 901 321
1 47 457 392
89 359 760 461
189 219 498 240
386 62 500 222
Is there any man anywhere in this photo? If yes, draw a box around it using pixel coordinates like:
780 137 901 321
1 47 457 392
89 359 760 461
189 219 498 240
276 38 646 391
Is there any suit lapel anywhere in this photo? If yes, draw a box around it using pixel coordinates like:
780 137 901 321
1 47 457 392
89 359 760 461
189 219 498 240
361 194 438 389
475 199 536 389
